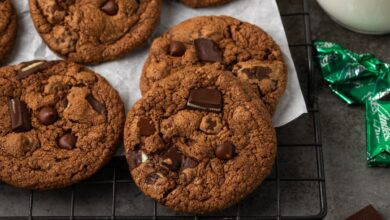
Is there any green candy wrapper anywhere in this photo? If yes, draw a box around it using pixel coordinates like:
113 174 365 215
313 40 390 167
366 98 390 167
313 40 390 104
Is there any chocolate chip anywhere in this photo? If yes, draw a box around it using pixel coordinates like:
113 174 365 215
101 0 118 16
138 117 155 136
58 133 77 150
86 94 105 114
8 98 31 132
162 148 182 171
145 172 160 185
181 156 198 170
215 142 235 160
187 88 222 112
16 61 58 80
169 41 186 57
38 107 58 125
194 38 223 62
242 66 272 80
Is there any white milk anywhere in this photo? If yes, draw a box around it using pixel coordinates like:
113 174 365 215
317 0 390 34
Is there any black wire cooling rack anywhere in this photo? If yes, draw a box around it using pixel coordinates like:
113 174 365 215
0 0 327 219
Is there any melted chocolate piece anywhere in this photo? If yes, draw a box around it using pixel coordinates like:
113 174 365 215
187 88 222 112
8 98 31 132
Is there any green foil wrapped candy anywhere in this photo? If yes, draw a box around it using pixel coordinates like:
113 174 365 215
314 40 390 167
366 97 390 167
313 40 390 104
329 77 377 104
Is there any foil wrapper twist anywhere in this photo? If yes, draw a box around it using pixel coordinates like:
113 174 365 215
314 40 390 166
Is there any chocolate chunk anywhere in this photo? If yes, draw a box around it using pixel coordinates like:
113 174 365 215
16 61 57 80
86 94 105 114
138 117 155 136
145 172 160 185
242 66 272 80
194 38 223 62
101 0 118 16
38 107 58 125
58 133 77 150
181 156 198 170
8 98 31 132
346 205 383 220
162 148 182 171
215 142 235 160
187 88 222 112
169 41 186 57
127 151 142 171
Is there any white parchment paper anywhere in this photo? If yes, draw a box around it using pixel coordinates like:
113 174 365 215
9 0 306 128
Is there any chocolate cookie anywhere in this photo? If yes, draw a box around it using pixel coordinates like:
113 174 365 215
29 0 162 64
126 65 276 213
180 0 231 8
140 16 287 114
0 60 125 189
0 0 17 64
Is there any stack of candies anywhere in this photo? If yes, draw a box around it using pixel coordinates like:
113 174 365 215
314 40 390 167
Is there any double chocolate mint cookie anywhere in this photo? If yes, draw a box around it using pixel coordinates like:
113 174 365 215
0 0 17 64
125 65 276 213
29 0 162 64
140 16 287 114
0 60 125 189
180 0 232 8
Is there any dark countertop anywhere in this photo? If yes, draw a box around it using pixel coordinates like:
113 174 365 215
277 0 390 219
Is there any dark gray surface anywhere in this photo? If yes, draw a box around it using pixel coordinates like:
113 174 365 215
277 0 390 219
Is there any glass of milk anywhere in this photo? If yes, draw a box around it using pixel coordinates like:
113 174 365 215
317 0 390 35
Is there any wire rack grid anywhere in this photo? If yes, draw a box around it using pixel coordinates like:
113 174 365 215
0 0 327 219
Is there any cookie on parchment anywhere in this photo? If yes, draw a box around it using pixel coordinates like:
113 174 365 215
126 65 276 213
180 0 232 8
29 0 162 64
0 60 125 189
140 15 287 114
0 0 17 64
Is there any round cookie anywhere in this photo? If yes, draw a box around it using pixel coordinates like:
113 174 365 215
0 60 125 189
140 15 287 114
29 0 162 64
126 65 276 213
180 0 231 8
0 0 17 64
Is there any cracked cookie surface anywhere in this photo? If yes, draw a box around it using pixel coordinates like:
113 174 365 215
180 0 231 8
126 65 276 213
0 60 125 189
0 0 17 64
29 0 162 64
140 15 287 114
